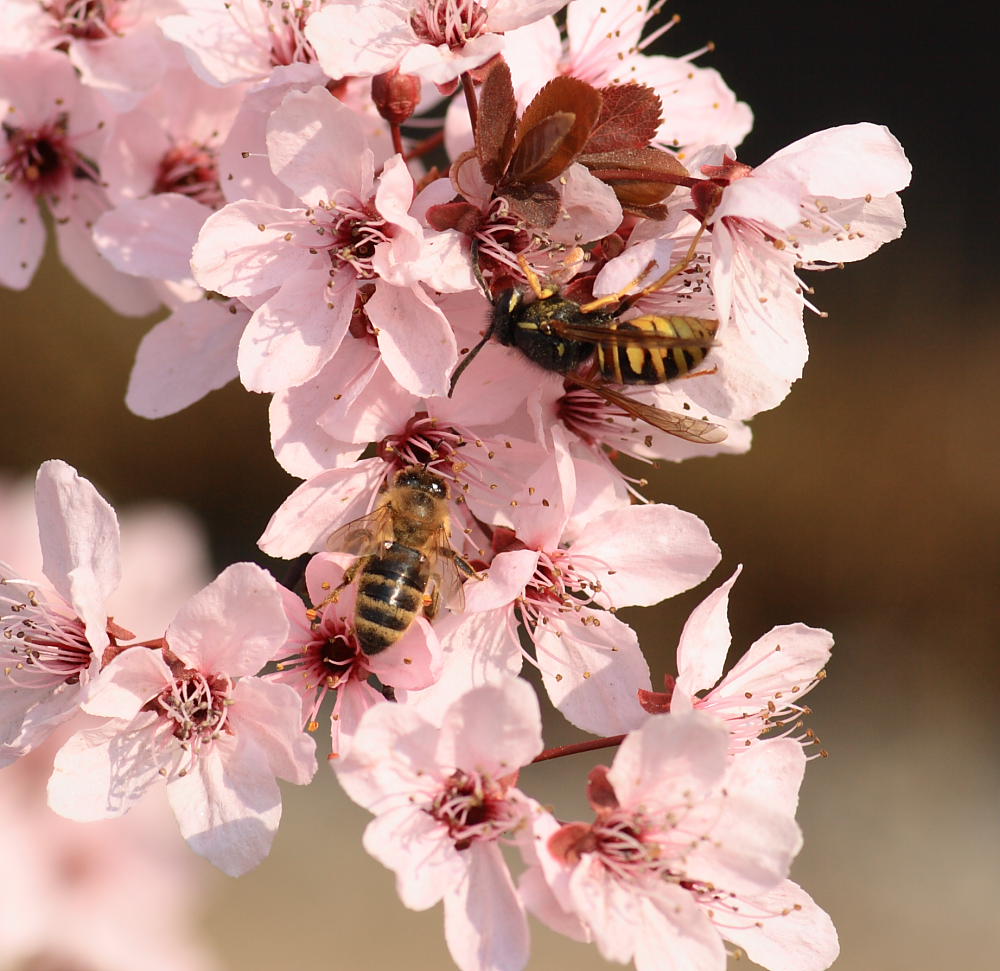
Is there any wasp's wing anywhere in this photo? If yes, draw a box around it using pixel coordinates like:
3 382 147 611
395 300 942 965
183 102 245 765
324 503 394 555
571 376 728 445
553 314 718 349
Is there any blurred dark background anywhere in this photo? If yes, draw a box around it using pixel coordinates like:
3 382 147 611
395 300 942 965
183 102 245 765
3 3 997 969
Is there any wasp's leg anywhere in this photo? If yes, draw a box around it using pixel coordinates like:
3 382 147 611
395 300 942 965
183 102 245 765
682 365 719 379
578 221 710 313
516 254 556 300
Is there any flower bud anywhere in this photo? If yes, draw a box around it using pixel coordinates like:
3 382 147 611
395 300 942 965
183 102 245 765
371 68 422 125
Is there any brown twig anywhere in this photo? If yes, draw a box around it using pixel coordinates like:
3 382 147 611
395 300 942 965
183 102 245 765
531 734 626 765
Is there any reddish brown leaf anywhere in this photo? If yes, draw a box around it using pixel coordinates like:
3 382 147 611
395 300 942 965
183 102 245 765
500 182 561 228
507 111 576 184
586 765 620 814
622 201 669 220
476 60 517 184
424 200 482 234
580 146 689 207
637 687 673 714
509 76 602 184
547 822 596 864
584 83 663 154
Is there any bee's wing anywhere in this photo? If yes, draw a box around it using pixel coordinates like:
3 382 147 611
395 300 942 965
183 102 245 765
324 503 394 555
570 376 728 445
554 314 718 350
427 532 481 614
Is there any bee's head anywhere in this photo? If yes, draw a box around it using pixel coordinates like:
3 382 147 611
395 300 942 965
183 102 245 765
394 466 449 499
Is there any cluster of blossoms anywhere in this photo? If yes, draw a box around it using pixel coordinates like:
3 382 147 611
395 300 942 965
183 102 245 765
2 1 910 968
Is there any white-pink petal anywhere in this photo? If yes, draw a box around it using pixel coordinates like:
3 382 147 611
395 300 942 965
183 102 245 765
93 194 211 285
709 623 833 713
166 563 288 676
336 701 440 809
228 678 316 784
363 805 464 910
607 710 728 809
266 87 375 206
48 713 164 821
722 879 839 971
684 740 804 896
436 679 542 778
258 460 384 558
463 550 539 613
369 282 458 398
191 201 315 297
126 300 244 419
761 122 911 199
443 841 530 971
303 3 413 80
35 460 120 652
167 738 282 876
674 565 742 699
0 188 44 289
82 647 173 721
568 503 721 608
537 610 651 736
237 264 354 392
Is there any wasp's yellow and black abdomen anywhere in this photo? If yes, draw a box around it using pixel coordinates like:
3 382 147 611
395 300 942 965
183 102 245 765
355 542 430 654
596 315 716 385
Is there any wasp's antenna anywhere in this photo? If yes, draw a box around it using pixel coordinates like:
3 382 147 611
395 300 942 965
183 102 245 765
470 237 490 301
447 321 496 397
449 237 498 398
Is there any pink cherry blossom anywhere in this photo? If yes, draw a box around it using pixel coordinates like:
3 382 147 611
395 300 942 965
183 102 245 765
0 0 172 111
0 461 124 766
0 50 157 313
412 489 721 736
521 711 839 971
269 553 442 759
335 677 545 971
703 123 911 387
192 85 473 396
503 0 752 152
259 406 564 560
47 562 317 875
160 0 325 87
0 724 219 971
647 566 833 754
304 0 565 86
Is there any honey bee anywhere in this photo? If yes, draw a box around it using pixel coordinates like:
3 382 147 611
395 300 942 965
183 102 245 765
452 232 727 445
315 466 479 655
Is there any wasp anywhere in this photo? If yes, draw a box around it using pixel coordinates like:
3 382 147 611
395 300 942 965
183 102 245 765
451 229 726 445
314 466 480 655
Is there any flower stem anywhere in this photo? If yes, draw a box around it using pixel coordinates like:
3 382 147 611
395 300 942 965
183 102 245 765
461 71 478 132
531 734 626 764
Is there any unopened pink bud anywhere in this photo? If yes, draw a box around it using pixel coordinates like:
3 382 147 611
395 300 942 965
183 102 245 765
371 68 422 125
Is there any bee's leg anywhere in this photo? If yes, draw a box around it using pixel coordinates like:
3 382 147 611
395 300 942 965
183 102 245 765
423 581 441 620
446 549 485 582
308 556 369 618
578 220 710 313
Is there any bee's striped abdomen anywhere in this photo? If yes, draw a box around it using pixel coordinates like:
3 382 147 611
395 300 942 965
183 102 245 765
355 542 429 654
596 315 716 385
